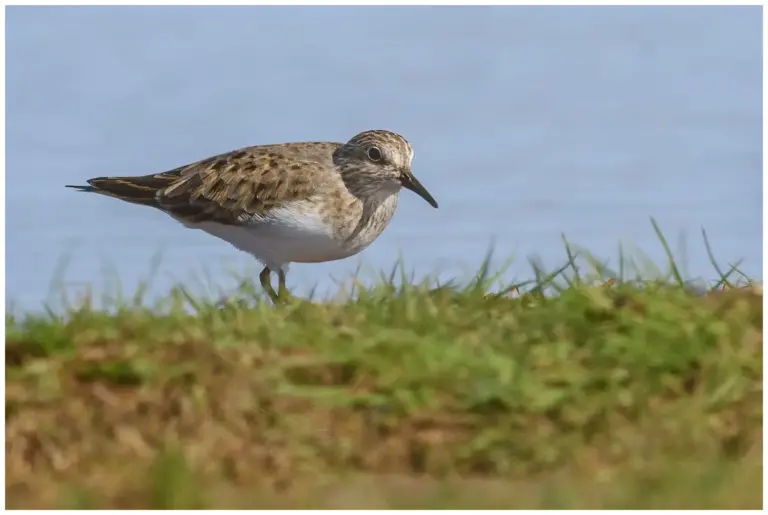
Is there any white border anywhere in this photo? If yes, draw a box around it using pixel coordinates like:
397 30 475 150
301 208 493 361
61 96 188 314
2 1 765 512
0 3 7 511
2 0 767 5
761 3 767 511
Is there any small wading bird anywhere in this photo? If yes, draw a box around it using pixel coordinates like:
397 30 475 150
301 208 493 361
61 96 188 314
67 130 438 303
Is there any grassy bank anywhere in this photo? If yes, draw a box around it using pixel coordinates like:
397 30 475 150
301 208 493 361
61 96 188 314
5 231 763 509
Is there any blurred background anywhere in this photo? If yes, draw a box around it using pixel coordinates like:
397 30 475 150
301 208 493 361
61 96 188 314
6 6 762 310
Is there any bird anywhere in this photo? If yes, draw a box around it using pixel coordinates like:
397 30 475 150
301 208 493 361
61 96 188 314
66 129 438 303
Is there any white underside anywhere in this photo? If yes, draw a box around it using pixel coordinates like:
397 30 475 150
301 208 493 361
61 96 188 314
183 203 361 270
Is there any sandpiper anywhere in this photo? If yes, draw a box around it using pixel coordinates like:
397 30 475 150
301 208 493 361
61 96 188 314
66 130 438 302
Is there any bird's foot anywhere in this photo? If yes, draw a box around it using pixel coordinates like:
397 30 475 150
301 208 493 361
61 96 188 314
260 266 296 305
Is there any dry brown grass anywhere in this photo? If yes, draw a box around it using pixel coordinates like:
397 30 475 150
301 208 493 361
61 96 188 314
6 255 763 508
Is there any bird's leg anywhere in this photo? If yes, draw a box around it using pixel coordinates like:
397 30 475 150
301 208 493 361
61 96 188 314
278 269 290 298
259 266 280 303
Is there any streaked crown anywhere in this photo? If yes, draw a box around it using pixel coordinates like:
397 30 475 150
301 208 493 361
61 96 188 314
333 129 438 209
334 130 413 172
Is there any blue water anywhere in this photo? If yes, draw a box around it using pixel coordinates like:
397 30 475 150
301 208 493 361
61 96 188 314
6 6 763 310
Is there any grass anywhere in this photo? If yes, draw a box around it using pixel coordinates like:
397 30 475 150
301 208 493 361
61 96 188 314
5 223 763 509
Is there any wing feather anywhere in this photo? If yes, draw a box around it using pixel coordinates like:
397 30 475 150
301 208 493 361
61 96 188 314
67 142 341 225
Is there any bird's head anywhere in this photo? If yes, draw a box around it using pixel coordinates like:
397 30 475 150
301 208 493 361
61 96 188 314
334 129 438 208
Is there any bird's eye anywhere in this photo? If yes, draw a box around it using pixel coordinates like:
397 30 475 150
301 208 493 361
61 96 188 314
367 146 382 162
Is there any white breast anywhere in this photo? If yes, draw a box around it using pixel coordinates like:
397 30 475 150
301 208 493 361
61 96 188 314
189 202 361 270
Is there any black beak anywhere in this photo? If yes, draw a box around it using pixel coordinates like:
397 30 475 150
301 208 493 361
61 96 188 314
400 171 438 208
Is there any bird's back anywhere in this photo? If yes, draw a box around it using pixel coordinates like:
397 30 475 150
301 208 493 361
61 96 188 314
66 141 345 225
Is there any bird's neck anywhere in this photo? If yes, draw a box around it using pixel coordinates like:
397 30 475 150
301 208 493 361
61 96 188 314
339 168 395 201
343 190 400 250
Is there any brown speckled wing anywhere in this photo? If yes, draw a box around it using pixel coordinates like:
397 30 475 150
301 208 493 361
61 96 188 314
76 142 341 226
158 145 326 224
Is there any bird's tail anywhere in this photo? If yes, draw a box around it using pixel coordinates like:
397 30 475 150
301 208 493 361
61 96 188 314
65 174 177 206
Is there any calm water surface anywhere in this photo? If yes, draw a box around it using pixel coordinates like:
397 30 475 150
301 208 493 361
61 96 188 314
6 6 763 310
